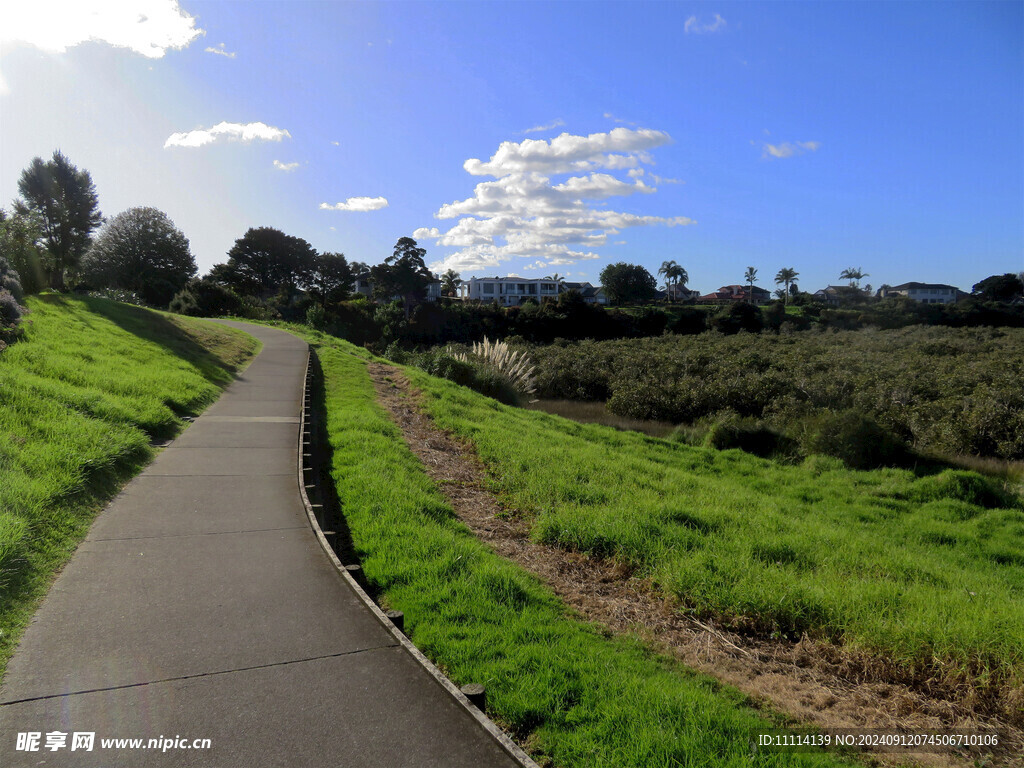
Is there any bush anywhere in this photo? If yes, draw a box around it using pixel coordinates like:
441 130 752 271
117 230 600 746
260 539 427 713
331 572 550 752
801 410 909 469
0 289 25 346
169 278 243 317
306 303 326 330
909 470 1016 510
0 256 24 303
703 412 798 459
709 302 764 334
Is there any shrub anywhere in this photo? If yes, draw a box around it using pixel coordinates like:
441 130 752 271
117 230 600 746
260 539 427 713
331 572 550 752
306 303 326 331
0 289 26 346
0 256 24 303
801 410 909 469
169 278 244 317
455 336 537 400
703 412 798 459
709 302 764 334
909 470 1016 510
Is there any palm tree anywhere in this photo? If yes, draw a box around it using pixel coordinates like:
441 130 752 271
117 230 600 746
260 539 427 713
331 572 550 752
658 260 688 302
774 267 799 305
440 268 462 298
744 266 758 303
839 267 868 288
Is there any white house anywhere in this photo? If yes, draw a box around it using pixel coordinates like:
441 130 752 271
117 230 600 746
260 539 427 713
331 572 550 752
352 272 442 302
462 276 561 306
878 282 962 304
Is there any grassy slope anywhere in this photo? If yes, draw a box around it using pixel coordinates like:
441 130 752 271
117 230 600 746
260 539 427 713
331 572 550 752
0 295 258 675
408 367 1024 705
298 328 850 768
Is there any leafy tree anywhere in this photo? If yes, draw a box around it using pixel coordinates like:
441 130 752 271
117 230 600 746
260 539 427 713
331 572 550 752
14 151 103 290
744 266 758 302
972 273 1024 302
0 208 46 295
774 267 798 305
80 207 196 307
441 268 462 298
839 267 868 288
370 237 433 319
599 262 657 305
306 251 353 306
212 227 316 299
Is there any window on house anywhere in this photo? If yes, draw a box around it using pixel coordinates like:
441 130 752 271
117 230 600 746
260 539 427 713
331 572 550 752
482 284 494 294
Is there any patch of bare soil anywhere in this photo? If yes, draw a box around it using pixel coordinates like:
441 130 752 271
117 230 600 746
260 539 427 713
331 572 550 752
367 362 1022 768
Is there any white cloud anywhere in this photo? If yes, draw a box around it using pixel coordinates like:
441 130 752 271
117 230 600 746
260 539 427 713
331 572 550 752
413 227 441 239
164 121 291 148
273 160 299 171
319 196 389 212
1 0 203 58
463 127 672 177
523 119 565 134
331 141 340 146
205 43 235 58
685 14 727 34
762 140 821 159
424 128 693 273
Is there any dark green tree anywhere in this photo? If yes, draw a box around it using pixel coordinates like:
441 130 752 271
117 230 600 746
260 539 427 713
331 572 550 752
599 262 657 305
14 151 103 290
370 237 432 319
972 273 1023 302
80 207 197 307
212 227 317 299
440 268 462 298
306 251 353 306
0 208 46 295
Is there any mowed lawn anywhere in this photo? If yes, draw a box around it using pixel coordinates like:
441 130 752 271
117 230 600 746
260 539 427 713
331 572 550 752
405 364 1024 716
0 295 258 675
294 328 853 768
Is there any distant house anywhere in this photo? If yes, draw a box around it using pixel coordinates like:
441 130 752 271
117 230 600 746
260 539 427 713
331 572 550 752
698 284 771 305
462 276 561 306
563 281 608 305
812 286 846 306
665 284 700 302
877 282 963 304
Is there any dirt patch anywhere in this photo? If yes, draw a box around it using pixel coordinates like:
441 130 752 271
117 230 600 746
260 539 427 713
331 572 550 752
367 362 1021 768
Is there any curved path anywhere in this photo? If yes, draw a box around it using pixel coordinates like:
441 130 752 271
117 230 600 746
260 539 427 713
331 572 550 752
0 322 526 767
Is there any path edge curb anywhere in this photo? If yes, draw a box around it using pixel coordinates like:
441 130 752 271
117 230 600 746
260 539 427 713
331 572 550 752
296 346 541 768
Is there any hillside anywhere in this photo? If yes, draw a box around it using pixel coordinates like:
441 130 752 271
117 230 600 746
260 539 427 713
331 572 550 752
0 295 258 675
291 326 1021 766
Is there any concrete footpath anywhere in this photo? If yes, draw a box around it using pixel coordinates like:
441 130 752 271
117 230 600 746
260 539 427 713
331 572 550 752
0 322 527 767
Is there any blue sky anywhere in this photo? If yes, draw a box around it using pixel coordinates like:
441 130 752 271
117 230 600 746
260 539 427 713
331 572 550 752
2 1 1021 295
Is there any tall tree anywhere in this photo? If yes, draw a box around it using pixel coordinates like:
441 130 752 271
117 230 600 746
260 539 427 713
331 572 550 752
80 207 197 307
839 267 868 288
599 262 657 305
306 251 353 306
658 260 689 302
370 237 433 319
213 227 316 299
972 273 1023 302
744 266 758 302
440 268 462 298
774 267 799 305
15 151 103 290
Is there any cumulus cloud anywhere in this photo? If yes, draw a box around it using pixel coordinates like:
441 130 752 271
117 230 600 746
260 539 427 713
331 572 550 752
413 227 442 239
523 119 565 134
164 122 290 148
1 0 203 58
205 43 235 58
762 140 821 159
463 127 672 177
422 128 693 273
319 197 389 212
684 14 726 34
273 160 299 171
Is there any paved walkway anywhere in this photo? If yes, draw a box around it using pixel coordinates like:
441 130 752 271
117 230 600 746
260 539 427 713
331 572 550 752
0 322 524 767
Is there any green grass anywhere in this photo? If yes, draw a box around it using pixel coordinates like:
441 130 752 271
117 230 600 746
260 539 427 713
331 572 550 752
405 365 1024 715
294 328 853 768
0 295 259 676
